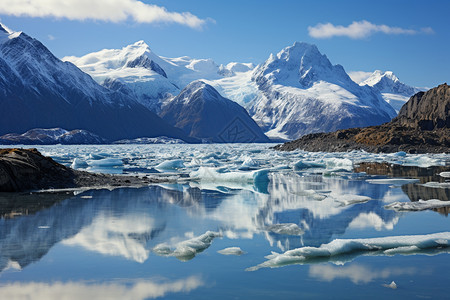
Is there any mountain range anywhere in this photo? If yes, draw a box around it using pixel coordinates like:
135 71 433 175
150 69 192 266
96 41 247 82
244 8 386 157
0 23 423 143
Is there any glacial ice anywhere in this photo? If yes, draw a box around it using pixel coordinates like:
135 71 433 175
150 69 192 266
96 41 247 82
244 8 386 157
153 231 222 261
385 200 450 211
246 232 450 271
155 159 185 171
420 182 450 189
439 172 450 178
217 247 245 256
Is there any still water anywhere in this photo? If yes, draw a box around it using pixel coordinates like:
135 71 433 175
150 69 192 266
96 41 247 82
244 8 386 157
0 144 449 299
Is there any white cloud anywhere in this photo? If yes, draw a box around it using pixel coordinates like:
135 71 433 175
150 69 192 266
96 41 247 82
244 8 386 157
47 34 55 40
308 20 434 39
0 0 209 29
309 264 417 284
0 277 204 300
348 71 373 84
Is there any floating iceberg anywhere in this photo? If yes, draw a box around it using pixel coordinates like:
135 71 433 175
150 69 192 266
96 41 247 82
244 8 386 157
217 247 245 256
366 178 419 185
385 200 450 211
190 167 269 184
266 223 304 236
421 182 450 189
246 232 450 271
439 172 450 178
155 159 185 171
153 231 222 261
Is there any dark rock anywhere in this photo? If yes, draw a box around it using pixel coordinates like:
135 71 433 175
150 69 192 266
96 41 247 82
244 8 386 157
275 84 450 153
0 148 163 192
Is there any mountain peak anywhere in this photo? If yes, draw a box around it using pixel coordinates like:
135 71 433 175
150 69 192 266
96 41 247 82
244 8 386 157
361 70 418 97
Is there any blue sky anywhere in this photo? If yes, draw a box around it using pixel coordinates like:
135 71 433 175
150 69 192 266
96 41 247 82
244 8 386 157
0 0 448 87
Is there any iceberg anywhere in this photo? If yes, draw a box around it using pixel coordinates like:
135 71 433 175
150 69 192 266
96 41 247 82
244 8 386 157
217 247 245 256
420 182 450 189
266 223 304 236
190 167 269 184
246 232 450 271
385 200 450 211
366 178 419 185
153 231 222 261
155 159 185 171
439 172 450 178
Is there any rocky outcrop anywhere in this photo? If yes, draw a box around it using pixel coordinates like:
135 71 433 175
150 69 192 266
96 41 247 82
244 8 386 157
275 84 450 153
0 148 158 192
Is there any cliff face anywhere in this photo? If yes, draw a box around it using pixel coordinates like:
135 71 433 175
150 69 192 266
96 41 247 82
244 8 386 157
394 83 450 130
275 84 450 153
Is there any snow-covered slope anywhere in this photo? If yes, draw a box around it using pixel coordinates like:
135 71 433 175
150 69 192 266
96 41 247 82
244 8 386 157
160 81 269 142
246 42 397 140
359 70 421 112
64 41 239 112
0 24 193 142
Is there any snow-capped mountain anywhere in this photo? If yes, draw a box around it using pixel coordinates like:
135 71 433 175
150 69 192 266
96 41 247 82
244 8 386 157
0 128 106 144
160 81 269 142
245 42 397 140
0 24 193 142
64 41 245 113
359 70 421 112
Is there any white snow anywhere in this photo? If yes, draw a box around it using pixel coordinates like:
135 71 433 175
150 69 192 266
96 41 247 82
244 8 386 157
246 232 450 271
383 281 397 289
385 199 450 211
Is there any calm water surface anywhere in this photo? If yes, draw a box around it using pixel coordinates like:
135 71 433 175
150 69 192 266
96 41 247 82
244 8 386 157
0 144 449 299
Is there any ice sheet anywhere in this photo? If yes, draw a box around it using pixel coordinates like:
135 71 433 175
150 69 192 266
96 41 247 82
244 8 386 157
246 232 450 271
385 200 450 211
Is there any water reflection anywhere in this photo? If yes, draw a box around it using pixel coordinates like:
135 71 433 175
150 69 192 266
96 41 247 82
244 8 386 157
0 276 204 300
0 171 406 271
309 264 418 284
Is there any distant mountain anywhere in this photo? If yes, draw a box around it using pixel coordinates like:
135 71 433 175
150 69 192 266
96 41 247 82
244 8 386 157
246 42 396 140
160 81 270 142
359 70 421 112
275 84 450 154
0 24 195 142
0 128 106 145
64 41 246 113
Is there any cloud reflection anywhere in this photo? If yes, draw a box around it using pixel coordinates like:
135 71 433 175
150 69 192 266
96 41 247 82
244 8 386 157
309 264 417 284
0 276 204 300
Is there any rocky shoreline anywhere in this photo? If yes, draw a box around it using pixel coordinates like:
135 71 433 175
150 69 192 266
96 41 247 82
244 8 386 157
0 148 163 192
275 84 449 153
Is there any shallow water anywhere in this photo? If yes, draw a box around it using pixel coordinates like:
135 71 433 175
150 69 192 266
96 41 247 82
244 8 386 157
0 144 449 299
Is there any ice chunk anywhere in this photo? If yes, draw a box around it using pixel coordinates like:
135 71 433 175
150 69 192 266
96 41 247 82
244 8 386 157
266 223 304 236
71 158 88 169
155 159 185 171
217 247 245 256
420 182 450 189
153 231 222 261
385 199 450 211
366 178 419 185
394 151 407 157
239 156 259 170
293 161 326 170
439 172 450 178
383 281 397 289
246 232 450 271
88 158 123 167
190 167 269 184
330 194 372 206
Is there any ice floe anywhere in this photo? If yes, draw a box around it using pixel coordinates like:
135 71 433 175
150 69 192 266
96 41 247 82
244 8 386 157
420 182 450 189
190 167 269 184
155 159 185 171
439 172 450 178
366 178 419 185
153 231 222 261
385 199 450 211
266 223 305 236
246 232 450 271
217 247 245 256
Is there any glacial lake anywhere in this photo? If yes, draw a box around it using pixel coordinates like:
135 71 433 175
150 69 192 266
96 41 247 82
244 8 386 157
0 144 449 299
